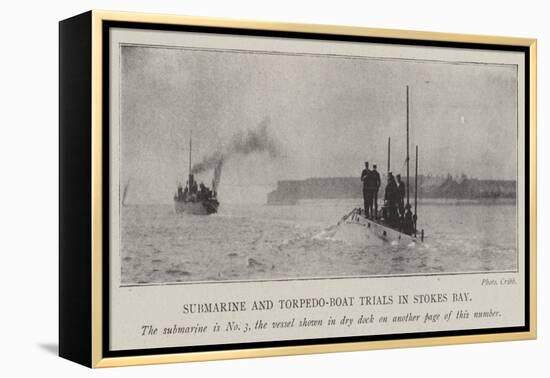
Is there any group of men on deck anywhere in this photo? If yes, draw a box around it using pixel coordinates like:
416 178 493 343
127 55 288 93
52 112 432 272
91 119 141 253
361 161 415 234
175 174 216 203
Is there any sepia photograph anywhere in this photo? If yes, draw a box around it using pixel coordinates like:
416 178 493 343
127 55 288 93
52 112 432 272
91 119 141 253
117 42 519 285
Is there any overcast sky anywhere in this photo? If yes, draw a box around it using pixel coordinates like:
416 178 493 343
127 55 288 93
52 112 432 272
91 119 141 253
120 45 517 203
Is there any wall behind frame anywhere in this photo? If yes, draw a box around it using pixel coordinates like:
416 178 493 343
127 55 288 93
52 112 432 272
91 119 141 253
1 0 547 377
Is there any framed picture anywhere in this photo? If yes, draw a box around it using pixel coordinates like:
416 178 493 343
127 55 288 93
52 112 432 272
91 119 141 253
59 10 537 368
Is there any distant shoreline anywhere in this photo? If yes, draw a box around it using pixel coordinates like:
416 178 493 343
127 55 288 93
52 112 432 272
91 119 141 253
267 175 516 205
273 197 516 206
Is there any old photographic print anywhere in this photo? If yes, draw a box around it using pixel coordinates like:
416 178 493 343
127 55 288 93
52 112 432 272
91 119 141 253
118 44 518 285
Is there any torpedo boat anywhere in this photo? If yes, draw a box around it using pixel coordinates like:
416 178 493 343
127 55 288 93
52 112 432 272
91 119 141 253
173 133 220 215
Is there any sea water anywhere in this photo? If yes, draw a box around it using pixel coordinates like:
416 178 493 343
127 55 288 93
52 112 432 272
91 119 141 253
120 199 517 284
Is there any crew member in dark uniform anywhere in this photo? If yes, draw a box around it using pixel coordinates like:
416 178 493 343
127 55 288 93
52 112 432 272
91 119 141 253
372 164 381 219
199 182 206 200
384 172 399 225
360 162 371 217
403 203 415 235
396 174 406 217
183 185 189 201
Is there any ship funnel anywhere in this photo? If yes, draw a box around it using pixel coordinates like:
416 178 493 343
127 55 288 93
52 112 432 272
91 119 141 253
212 160 223 194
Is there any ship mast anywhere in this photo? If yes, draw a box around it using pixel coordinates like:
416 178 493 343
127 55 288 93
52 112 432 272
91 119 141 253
188 130 192 176
415 145 418 232
406 85 410 207
122 180 130 206
387 137 391 174
187 130 195 190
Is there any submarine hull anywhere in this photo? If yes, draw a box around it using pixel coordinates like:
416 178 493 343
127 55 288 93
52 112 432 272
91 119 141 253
337 208 419 244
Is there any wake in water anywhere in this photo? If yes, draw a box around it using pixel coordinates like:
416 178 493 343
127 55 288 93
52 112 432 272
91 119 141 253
314 222 386 246
120 201 517 284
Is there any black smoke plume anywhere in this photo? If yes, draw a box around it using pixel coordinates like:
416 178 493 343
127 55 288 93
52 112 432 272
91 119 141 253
211 160 223 193
191 117 279 177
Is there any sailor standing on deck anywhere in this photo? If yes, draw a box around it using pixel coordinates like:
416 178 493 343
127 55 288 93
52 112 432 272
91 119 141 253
384 172 400 225
372 164 381 218
396 174 406 217
183 184 189 201
403 203 415 234
360 162 371 217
